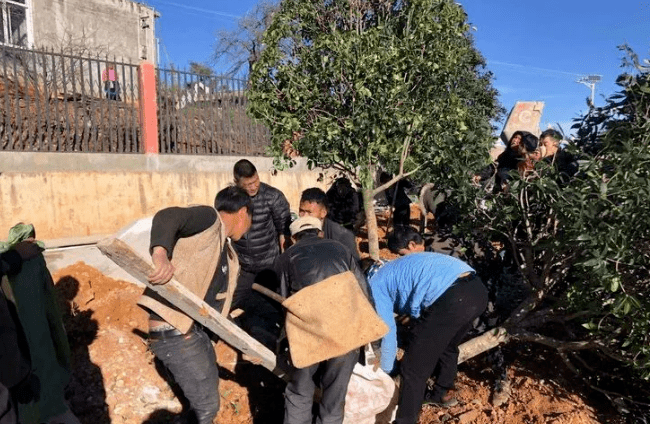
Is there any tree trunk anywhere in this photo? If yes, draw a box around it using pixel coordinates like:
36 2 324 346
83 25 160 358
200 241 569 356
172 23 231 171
363 187 380 260
457 327 509 364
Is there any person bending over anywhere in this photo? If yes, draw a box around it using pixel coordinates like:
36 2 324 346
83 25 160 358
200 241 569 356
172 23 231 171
369 227 487 424
274 216 368 424
144 186 252 424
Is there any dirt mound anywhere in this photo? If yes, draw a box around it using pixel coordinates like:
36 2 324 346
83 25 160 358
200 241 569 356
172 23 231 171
51 261 618 424
419 365 605 424
52 262 283 424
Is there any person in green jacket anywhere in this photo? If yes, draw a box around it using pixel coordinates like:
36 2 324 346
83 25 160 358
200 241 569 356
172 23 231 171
1 242 38 424
1 225 80 424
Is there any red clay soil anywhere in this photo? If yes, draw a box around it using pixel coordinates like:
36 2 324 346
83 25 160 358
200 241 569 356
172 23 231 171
53 262 283 424
52 262 621 424
52 210 624 424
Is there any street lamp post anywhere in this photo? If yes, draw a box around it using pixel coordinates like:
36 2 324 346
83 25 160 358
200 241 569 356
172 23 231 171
576 74 602 106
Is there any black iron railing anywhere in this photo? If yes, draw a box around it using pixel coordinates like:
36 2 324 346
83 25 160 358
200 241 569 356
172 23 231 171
156 68 270 156
0 45 141 153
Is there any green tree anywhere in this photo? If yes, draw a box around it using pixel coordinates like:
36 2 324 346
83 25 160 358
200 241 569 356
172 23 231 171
567 46 650 379
248 0 500 258
453 46 650 412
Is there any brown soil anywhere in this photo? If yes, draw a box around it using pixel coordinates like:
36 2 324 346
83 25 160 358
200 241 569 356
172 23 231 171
52 218 622 423
52 262 283 424
417 353 616 424
357 204 453 260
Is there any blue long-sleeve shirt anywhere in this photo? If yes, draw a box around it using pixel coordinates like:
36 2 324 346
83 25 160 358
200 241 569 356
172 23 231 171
369 252 474 373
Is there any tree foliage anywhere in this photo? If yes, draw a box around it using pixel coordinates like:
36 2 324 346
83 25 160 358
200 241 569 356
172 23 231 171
453 46 650 413
567 46 650 380
248 0 501 257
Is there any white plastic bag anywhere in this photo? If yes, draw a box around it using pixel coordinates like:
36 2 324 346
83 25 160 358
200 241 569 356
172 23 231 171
343 350 397 424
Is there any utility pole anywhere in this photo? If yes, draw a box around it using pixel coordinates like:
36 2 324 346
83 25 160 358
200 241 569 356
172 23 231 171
576 75 602 106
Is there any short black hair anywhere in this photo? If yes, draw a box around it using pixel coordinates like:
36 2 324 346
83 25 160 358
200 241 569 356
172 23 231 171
540 129 562 142
521 132 539 153
233 159 257 181
300 188 328 209
379 171 391 184
214 185 253 215
293 228 320 241
386 226 423 253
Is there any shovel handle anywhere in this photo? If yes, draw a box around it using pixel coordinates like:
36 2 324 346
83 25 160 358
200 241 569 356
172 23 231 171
252 283 286 304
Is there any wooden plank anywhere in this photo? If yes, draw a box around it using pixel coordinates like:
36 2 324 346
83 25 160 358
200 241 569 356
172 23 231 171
96 237 283 377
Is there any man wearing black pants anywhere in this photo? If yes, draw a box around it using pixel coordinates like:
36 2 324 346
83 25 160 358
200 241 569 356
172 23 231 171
143 186 253 424
274 216 369 424
231 159 291 347
369 227 487 424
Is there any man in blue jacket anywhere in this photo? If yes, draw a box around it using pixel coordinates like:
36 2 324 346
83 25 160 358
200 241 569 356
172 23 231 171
369 227 487 424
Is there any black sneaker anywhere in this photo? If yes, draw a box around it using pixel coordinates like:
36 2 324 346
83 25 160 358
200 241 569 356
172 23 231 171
423 392 459 408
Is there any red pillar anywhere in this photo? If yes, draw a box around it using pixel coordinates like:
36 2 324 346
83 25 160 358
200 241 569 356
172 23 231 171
138 61 159 154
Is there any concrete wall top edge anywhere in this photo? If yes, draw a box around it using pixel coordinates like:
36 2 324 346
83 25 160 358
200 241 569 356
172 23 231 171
0 152 324 175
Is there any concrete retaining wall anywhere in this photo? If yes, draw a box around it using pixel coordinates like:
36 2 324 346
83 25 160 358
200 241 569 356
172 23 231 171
0 153 328 240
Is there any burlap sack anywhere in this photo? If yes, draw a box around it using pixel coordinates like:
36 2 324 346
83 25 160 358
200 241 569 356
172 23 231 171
283 271 389 369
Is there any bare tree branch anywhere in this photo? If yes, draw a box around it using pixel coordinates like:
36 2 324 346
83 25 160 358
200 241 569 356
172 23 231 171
458 327 509 364
212 1 279 76
519 308 595 329
372 135 421 196
559 351 650 410
511 330 600 351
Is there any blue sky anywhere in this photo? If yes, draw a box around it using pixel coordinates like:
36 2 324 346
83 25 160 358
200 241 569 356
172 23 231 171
145 0 650 135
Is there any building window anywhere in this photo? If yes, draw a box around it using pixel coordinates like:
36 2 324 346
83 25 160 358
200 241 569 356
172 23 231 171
1 0 31 47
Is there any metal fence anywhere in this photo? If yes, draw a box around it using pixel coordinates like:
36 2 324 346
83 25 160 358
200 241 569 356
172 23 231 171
156 68 270 155
0 45 271 155
0 45 141 153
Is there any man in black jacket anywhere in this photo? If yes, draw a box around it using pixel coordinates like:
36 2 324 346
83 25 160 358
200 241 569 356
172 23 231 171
274 216 368 424
379 172 413 228
325 177 361 231
232 159 292 348
540 129 578 184
299 188 360 260
232 159 291 297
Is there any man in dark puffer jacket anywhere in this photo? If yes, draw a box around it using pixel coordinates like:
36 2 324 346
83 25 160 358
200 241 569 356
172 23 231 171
231 159 291 346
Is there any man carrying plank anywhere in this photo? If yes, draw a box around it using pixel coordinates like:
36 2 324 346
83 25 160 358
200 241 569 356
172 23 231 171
141 186 252 424
274 216 384 424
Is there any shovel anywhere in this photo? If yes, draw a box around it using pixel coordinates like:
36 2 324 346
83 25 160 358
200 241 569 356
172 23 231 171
251 271 388 369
